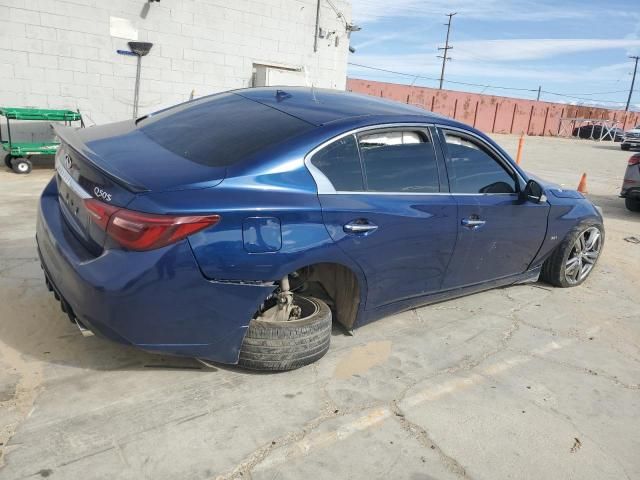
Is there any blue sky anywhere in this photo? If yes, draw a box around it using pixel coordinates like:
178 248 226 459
347 0 640 108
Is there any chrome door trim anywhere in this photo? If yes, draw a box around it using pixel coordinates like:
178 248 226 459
314 191 518 197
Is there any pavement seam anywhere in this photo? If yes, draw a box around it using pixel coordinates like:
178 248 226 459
390 400 472 479
213 402 370 480
507 346 640 390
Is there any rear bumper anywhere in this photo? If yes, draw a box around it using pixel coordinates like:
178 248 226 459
36 178 274 364
620 187 640 199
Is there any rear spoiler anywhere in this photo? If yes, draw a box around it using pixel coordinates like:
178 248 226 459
52 124 148 193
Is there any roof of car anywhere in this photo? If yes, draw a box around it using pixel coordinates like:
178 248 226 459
234 87 446 126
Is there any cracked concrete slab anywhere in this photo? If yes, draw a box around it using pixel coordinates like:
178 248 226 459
1 136 639 479
397 359 633 480
250 408 461 480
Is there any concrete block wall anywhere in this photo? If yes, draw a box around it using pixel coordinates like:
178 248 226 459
0 0 351 127
348 78 640 137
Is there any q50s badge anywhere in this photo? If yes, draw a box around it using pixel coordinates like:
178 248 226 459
94 186 112 202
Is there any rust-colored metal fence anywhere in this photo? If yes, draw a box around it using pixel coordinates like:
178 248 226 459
347 78 640 136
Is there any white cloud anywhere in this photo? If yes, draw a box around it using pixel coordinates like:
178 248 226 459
351 0 594 23
451 38 640 62
348 48 637 90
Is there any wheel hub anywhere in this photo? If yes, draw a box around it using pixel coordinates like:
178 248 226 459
564 227 602 284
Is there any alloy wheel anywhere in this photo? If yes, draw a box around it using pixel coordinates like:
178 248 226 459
564 227 602 284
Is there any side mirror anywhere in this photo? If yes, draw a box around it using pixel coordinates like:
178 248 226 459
522 179 545 203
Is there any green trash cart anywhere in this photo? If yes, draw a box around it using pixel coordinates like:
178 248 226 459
0 107 84 174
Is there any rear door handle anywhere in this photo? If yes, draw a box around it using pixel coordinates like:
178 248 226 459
343 220 378 235
461 218 486 229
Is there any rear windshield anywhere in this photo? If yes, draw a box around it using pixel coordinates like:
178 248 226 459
138 93 315 167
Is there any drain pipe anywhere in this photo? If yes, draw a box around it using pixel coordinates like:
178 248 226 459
128 41 153 119
313 0 321 52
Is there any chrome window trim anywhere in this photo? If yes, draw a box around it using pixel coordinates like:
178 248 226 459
435 123 526 188
304 122 526 195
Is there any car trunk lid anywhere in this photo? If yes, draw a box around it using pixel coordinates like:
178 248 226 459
53 122 227 254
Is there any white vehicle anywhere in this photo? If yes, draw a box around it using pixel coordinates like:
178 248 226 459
621 125 640 150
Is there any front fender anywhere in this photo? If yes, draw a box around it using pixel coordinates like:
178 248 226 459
529 190 603 268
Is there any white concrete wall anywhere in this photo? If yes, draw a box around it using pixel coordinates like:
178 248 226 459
0 0 351 126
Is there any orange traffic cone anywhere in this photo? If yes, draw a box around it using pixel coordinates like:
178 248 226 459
577 173 588 194
515 133 525 165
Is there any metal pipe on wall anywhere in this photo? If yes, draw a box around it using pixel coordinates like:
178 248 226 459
314 0 321 52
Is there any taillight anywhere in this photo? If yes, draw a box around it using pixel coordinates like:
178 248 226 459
85 199 220 251
85 199 119 230
628 154 640 166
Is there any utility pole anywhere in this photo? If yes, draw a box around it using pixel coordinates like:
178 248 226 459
626 56 639 112
536 85 541 101
437 12 456 90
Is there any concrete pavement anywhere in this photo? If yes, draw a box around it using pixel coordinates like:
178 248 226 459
0 136 638 479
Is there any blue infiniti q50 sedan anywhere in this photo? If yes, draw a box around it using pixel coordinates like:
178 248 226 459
37 87 604 370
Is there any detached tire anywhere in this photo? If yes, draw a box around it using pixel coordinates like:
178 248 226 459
239 295 332 371
625 197 640 212
541 221 604 288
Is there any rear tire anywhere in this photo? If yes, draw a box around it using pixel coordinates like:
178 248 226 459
621 144 630 151
541 221 604 288
239 295 332 371
625 197 640 212
3 154 12 169
11 157 32 174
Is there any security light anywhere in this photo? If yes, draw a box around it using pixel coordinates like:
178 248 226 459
128 41 153 57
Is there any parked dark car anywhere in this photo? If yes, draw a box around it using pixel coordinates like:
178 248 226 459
621 153 640 211
572 124 624 142
37 88 605 371
621 126 640 150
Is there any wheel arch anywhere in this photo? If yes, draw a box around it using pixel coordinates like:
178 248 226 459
282 261 367 331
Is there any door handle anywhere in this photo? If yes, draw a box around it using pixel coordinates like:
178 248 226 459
461 218 486 229
343 220 378 235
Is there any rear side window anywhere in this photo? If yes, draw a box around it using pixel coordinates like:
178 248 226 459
358 130 439 193
310 135 364 191
443 132 516 194
138 93 315 167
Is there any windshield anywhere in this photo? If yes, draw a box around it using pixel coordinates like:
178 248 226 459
138 93 315 167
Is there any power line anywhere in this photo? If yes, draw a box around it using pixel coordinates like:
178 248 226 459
347 62 633 105
348 62 538 92
437 13 456 89
550 89 628 96
324 0 347 26
541 90 626 105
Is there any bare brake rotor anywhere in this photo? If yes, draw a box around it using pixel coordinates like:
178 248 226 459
258 275 302 322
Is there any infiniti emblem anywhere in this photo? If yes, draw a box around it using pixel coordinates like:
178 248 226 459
64 154 72 170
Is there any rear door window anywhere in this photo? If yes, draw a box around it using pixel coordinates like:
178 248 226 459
358 130 440 193
310 135 364 191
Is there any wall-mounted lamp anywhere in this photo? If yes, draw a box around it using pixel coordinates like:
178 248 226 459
346 23 361 33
